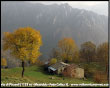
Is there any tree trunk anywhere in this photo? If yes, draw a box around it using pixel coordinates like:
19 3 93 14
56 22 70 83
22 61 25 78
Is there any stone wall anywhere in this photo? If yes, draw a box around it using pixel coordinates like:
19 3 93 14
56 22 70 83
75 68 84 78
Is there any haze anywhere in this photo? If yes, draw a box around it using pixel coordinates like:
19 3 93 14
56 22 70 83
29 1 108 16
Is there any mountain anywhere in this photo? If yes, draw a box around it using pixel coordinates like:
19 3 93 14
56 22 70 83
1 2 108 60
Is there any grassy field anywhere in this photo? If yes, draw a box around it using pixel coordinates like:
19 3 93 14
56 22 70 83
1 65 99 87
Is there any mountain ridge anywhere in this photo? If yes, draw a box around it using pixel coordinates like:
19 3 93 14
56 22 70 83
1 2 108 59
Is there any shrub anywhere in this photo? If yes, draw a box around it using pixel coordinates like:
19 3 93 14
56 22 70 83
93 71 108 83
84 64 95 78
1 58 7 68
49 58 57 65
84 63 98 78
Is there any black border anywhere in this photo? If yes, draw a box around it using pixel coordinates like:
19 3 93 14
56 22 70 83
1 0 109 88
1 0 109 1
108 0 110 87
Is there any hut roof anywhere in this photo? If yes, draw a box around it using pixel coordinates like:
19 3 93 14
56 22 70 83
69 64 78 68
63 64 79 71
48 67 56 71
49 62 69 70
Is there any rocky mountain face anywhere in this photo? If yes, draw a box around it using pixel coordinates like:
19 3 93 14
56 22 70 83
1 2 108 60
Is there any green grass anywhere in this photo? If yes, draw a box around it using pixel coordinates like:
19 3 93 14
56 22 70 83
1 65 97 87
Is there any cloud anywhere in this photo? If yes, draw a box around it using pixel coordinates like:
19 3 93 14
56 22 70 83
29 1 62 5
29 1 107 6
29 1 108 16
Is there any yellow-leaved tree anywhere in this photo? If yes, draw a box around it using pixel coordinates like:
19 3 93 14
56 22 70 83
49 58 57 65
1 58 7 67
58 38 79 63
2 27 42 77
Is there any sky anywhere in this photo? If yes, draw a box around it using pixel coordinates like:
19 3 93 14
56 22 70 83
29 1 108 16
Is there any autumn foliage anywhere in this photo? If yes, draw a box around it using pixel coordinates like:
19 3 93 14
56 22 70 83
93 71 108 83
2 27 42 77
49 58 57 65
80 41 96 63
97 42 108 72
2 26 108 82
58 38 79 63
1 58 7 67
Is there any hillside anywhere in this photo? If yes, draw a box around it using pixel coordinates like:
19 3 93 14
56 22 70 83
1 66 95 87
1 2 108 60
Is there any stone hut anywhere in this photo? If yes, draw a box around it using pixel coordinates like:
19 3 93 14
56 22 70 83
62 64 84 78
48 62 69 75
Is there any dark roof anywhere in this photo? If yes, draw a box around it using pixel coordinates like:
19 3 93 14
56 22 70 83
49 62 69 70
63 64 79 71
69 64 78 68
